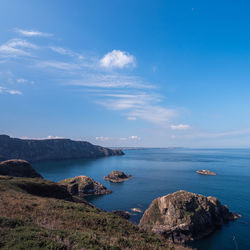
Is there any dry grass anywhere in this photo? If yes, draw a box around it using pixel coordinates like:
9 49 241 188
0 176 190 249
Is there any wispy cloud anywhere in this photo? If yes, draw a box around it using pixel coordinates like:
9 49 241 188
36 60 81 71
69 74 154 89
100 50 135 69
14 28 53 37
0 86 22 95
49 46 83 59
170 124 190 130
0 38 38 57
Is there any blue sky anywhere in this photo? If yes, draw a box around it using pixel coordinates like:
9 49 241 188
1 0 250 147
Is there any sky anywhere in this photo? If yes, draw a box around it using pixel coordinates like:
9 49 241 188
1 0 250 148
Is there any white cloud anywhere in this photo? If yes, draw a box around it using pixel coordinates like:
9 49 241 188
0 86 22 95
95 136 110 141
69 74 153 89
15 28 53 37
170 124 190 130
36 60 80 71
16 78 28 83
49 46 83 59
128 135 140 140
100 50 135 69
0 38 38 57
127 116 137 120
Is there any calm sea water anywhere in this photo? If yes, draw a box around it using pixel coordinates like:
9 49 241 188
33 148 250 250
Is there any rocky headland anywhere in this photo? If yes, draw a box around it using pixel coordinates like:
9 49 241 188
104 171 132 183
196 170 216 175
58 176 112 196
0 159 42 178
139 190 240 244
0 134 124 162
0 159 185 249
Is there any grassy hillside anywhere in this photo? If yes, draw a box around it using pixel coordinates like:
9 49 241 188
0 176 187 249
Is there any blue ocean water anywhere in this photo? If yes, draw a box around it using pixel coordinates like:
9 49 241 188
33 148 250 250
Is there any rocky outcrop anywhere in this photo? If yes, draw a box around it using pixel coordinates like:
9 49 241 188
196 170 216 175
104 171 131 183
139 190 240 244
0 135 124 162
0 159 42 178
58 176 112 196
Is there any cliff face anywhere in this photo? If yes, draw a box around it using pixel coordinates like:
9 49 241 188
139 190 240 243
0 135 124 162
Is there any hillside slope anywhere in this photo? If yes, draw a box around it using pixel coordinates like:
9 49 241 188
0 176 187 249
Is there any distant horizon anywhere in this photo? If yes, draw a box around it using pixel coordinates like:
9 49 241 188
2 134 250 150
1 1 250 148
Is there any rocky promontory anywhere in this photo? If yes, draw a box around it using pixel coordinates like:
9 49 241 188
58 176 112 196
0 159 42 178
139 190 240 243
104 171 132 183
196 170 216 176
0 134 124 162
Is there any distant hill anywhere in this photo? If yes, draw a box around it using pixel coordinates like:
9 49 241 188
0 135 124 162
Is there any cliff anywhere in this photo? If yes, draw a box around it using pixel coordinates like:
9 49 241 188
0 135 124 162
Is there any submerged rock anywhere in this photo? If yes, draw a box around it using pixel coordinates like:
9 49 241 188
0 159 42 178
58 176 112 196
196 170 216 176
104 171 131 183
139 190 240 243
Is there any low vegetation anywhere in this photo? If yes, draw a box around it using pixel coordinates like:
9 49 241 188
0 175 187 249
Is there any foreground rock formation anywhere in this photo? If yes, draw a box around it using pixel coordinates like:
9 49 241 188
139 190 240 243
0 134 124 162
104 171 132 183
59 176 112 196
0 159 42 178
196 170 216 175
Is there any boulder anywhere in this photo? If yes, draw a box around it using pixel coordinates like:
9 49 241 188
0 159 42 178
139 190 240 243
58 176 112 196
104 171 131 183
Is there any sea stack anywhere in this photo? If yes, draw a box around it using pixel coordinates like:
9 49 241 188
139 190 240 243
104 171 132 183
58 176 112 196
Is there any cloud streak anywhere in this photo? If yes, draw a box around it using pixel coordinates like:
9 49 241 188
15 28 53 37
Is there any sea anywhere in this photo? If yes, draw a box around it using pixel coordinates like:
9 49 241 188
33 148 250 250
